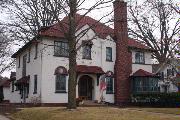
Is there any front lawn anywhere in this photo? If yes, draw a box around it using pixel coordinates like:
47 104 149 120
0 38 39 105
10 107 180 120
132 108 180 115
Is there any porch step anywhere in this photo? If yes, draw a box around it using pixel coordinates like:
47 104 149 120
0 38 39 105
79 100 108 107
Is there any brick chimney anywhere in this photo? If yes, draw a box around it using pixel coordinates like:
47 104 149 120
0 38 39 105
113 0 132 105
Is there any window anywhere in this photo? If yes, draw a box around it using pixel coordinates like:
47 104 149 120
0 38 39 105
106 47 112 61
22 54 27 77
12 81 14 92
27 49 31 63
18 56 21 68
172 68 175 76
133 77 159 93
82 45 91 59
34 75 37 94
55 75 66 93
106 77 113 94
167 69 171 77
34 43 38 59
54 41 69 57
135 52 145 64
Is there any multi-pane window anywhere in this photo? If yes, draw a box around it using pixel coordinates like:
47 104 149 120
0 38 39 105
34 43 38 59
34 75 37 94
54 41 69 57
55 75 66 92
106 47 112 61
133 77 159 93
82 45 92 59
18 56 21 68
135 52 145 64
12 81 14 92
22 54 27 77
27 49 31 63
106 77 113 94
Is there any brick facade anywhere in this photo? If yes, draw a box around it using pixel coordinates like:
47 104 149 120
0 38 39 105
114 0 132 105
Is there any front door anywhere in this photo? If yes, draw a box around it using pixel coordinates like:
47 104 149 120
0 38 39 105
78 75 93 100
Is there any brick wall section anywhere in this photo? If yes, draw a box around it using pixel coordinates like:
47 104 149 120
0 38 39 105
113 0 132 105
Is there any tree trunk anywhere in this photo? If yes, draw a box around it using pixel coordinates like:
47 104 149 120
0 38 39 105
67 47 77 109
67 0 77 109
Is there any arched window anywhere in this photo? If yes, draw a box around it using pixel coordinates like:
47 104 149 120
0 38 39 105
54 66 68 93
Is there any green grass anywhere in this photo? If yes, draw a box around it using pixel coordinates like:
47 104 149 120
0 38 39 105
11 107 180 120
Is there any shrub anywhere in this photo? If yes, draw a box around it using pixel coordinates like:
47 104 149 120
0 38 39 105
131 92 180 107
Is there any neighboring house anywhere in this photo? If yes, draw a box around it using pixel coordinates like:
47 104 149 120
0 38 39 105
0 76 10 102
152 59 180 93
10 0 159 105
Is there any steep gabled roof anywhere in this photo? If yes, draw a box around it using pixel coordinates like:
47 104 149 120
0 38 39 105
12 14 153 58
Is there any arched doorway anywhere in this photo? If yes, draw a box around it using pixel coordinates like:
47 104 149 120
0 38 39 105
78 75 93 100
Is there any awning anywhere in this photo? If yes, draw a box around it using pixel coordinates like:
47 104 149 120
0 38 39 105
131 69 158 77
76 65 104 74
15 75 30 86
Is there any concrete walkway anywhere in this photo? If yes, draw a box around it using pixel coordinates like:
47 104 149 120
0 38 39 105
0 115 10 120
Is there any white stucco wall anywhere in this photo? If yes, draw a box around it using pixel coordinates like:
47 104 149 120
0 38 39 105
13 41 42 103
131 51 153 74
39 26 115 103
3 87 11 101
11 24 155 104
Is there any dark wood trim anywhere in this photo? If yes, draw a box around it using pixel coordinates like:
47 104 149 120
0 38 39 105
53 55 69 58
106 60 113 62
55 91 67 93
132 63 152 65
106 92 114 94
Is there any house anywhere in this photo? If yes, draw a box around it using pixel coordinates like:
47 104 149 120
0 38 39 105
152 59 180 93
10 0 159 105
0 76 11 102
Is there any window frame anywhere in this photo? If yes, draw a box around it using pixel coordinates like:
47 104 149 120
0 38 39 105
133 77 159 93
18 56 21 68
54 41 69 57
33 75 37 94
135 51 145 64
34 43 38 59
82 44 92 60
55 74 67 93
27 49 31 63
22 54 27 77
11 81 14 92
106 77 114 94
106 47 113 62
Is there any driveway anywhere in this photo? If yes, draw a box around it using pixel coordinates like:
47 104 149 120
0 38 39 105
0 115 9 120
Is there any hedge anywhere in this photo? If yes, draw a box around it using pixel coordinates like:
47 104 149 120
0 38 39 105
131 92 180 107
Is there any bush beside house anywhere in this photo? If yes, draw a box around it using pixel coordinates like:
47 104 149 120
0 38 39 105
131 93 180 107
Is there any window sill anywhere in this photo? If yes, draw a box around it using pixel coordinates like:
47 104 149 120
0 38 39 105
133 62 151 65
55 91 67 93
82 58 92 60
106 60 113 62
106 92 114 94
53 55 69 58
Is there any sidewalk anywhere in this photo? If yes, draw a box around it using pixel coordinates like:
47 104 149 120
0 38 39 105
0 115 10 120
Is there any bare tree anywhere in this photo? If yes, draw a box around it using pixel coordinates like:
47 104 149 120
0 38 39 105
3 0 66 43
0 26 15 75
128 0 180 64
